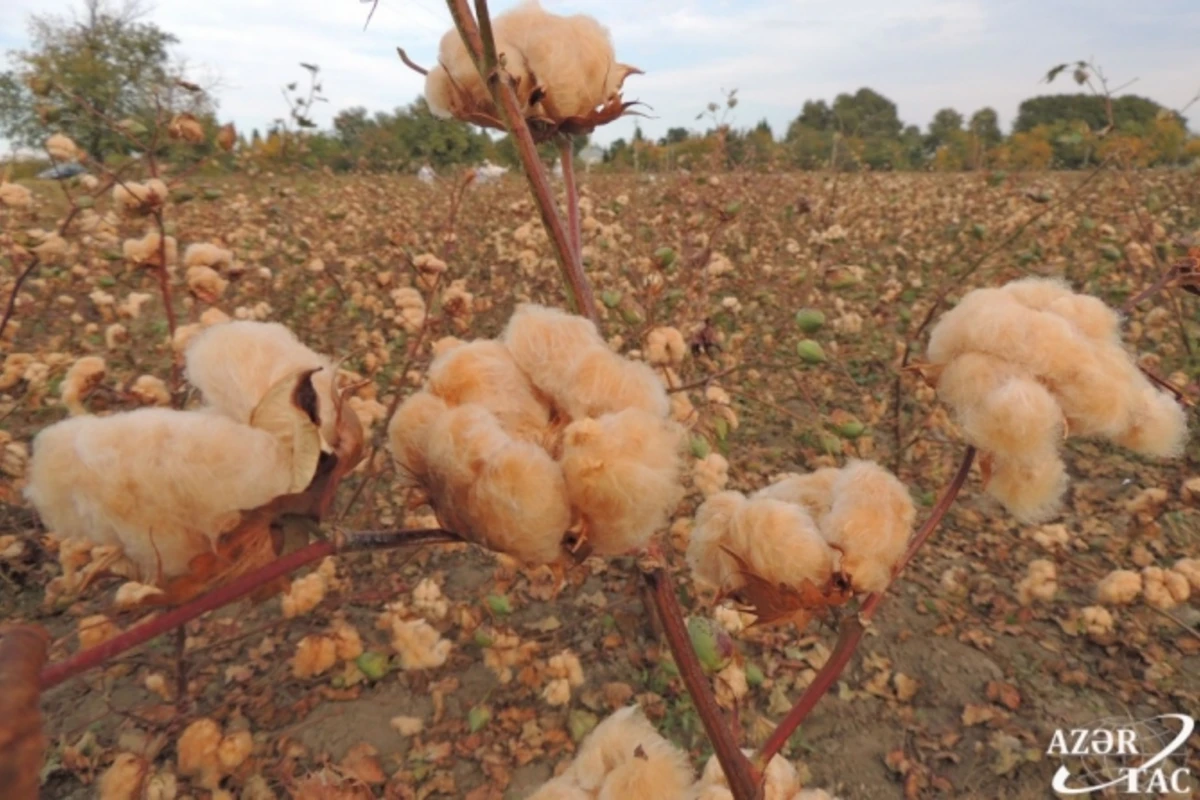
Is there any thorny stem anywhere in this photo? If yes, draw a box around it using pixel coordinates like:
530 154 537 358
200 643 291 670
39 528 460 690
559 136 582 263
645 569 761 800
754 448 976 769
446 0 599 323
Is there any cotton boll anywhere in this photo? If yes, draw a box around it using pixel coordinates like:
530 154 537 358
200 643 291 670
200 307 231 327
46 133 80 161
281 571 327 618
177 718 224 789
1143 566 1189 610
698 751 798 800
563 347 671 419
113 179 169 214
596 735 694 800
129 375 170 406
186 266 229 303
184 321 337 442
0 181 33 208
99 753 148 800
427 340 551 442
693 453 729 497
60 355 106 416
1016 559 1057 605
79 614 118 649
217 730 253 771
528 777 591 800
329 620 363 660
714 497 834 594
560 409 684 555
386 391 449 486
386 617 451 670
819 461 915 593
122 230 177 268
1000 277 1074 310
412 578 449 619
1174 558 1200 592
1096 569 1142 605
985 454 1068 524
292 635 337 678
391 287 426 334
646 326 687 366
687 491 748 588
957 376 1063 464
1045 295 1121 342
431 335 465 358
503 303 606 402
567 706 671 792
428 405 571 564
25 409 293 581
753 469 839 520
1111 387 1188 458
183 242 234 271
1080 606 1115 636
542 677 572 706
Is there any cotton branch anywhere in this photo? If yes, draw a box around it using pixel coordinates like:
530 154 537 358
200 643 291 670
754 448 976 769
40 527 461 690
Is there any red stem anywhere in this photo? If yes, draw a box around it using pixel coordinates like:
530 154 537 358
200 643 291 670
755 448 976 769
646 569 760 800
39 528 458 690
559 137 582 263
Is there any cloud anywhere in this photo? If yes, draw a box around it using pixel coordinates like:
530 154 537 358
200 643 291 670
2 0 1198 152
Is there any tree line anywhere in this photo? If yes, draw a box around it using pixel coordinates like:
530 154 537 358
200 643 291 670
2 2 1196 175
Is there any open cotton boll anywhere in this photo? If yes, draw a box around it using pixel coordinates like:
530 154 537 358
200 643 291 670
1174 558 1200 592
25 408 293 581
1001 277 1121 342
184 320 337 442
527 777 591 800
956 375 1064 463
1016 559 1057 605
596 735 694 800
819 460 915 593
503 303 607 401
1096 569 1142 605
386 391 449 486
568 393 683 523
122 229 178 268
646 326 687 366
753 468 840 520
687 491 748 588
426 404 570 564
426 339 551 442
698 751 799 800
60 355 106 416
0 181 33 208
985 454 1068 524
566 706 673 792
698 496 834 594
1110 386 1188 458
1001 276 1074 310
183 242 234 271
186 266 229 304
113 179 169 214
564 348 671 420
1142 566 1190 610
560 409 683 555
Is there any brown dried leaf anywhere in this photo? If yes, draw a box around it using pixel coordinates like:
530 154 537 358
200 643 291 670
718 545 851 628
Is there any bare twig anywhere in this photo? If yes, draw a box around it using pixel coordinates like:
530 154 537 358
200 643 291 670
559 136 582 262
396 48 428 76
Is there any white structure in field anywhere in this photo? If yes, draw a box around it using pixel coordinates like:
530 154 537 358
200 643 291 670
474 160 509 184
417 164 436 184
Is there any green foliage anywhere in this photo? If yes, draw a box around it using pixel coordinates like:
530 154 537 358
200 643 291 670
0 0 203 162
1013 93 1179 134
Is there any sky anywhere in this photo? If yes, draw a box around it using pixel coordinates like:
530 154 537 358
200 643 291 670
1 0 1199 149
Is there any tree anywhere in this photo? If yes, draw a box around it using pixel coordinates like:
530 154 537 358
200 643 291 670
0 0 198 162
791 99 833 134
926 108 964 149
968 107 1002 147
658 127 690 146
831 88 903 139
1013 93 1179 134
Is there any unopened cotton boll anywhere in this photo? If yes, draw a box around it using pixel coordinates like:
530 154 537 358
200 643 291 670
1016 559 1057 605
386 391 449 486
60 355 106 415
25 408 294 581
427 339 551 443
986 454 1069 524
560 408 683 555
753 468 839 520
425 404 571 564
819 460 915 593
1096 569 1142 605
